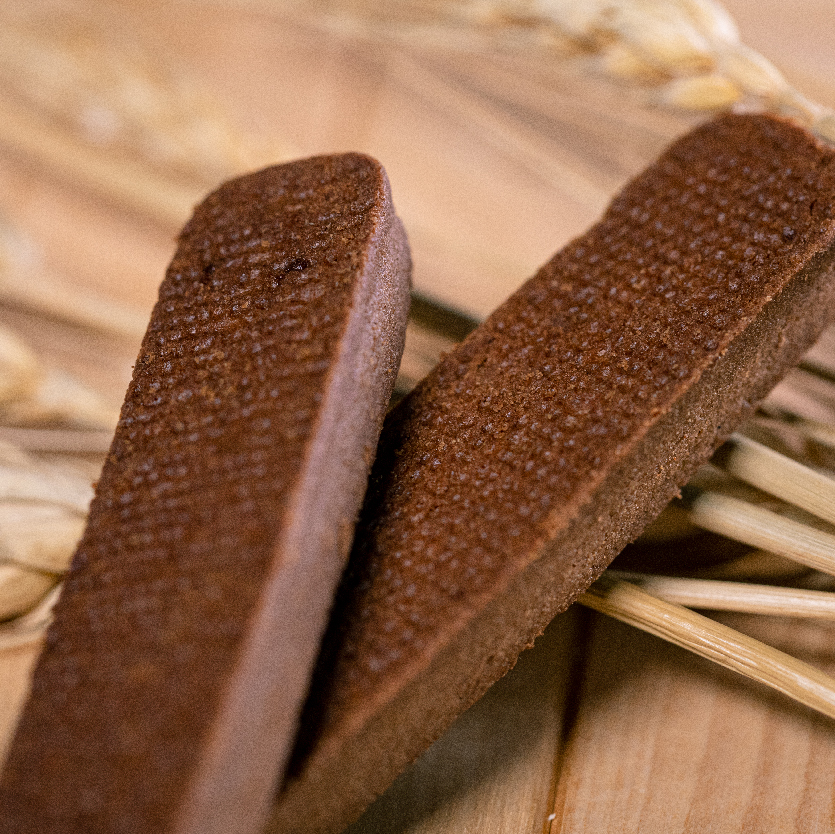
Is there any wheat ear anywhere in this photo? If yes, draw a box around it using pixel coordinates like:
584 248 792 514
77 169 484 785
316 0 835 144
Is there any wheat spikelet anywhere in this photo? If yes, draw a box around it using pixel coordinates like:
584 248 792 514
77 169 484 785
0 3 248 185
0 443 92 631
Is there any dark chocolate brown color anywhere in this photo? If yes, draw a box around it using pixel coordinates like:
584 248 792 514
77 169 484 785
273 115 835 834
0 154 411 834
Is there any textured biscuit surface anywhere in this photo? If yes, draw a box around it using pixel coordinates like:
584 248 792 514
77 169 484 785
0 154 411 834
275 115 835 834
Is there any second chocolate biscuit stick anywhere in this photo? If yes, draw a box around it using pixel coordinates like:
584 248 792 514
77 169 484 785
275 114 835 834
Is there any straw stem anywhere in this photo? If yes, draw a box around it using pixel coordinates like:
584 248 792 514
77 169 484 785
713 434 835 527
683 487 835 576
580 574 835 719
609 571 835 619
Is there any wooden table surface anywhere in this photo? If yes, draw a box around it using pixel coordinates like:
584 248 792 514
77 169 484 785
1 1 835 831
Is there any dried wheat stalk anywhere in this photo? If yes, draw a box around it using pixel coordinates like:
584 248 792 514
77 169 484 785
316 0 835 143
712 434 835 527
0 444 92 632
579 575 835 721
609 571 835 619
683 487 835 577
0 322 118 431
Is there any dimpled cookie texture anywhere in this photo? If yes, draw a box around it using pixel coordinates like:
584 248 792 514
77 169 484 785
273 115 835 834
0 154 411 834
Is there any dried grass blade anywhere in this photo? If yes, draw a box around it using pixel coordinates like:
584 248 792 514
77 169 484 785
683 487 835 576
0 584 61 652
608 571 835 619
713 434 835 527
0 564 58 622
579 575 835 720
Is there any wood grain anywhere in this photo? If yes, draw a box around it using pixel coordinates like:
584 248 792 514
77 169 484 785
0 1 834 832
551 614 835 833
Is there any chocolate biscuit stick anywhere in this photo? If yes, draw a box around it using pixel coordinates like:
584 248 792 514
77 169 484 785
0 154 411 834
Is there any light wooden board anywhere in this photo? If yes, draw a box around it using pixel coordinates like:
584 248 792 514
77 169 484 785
1 1 834 832
552 613 835 833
